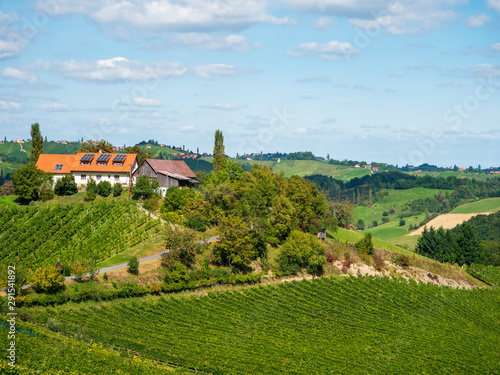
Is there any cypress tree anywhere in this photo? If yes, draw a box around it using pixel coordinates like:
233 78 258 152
30 123 43 163
213 130 226 174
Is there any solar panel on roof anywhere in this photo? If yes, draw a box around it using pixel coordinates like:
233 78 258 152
113 154 127 162
97 154 111 162
80 153 94 161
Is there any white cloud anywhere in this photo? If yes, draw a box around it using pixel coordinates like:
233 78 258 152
295 127 308 134
180 125 196 132
38 0 293 32
288 40 360 60
1 67 38 83
191 64 255 78
361 124 390 129
171 33 250 51
52 57 187 82
296 75 331 83
211 103 241 110
492 43 500 52
132 98 162 106
466 13 491 27
472 64 500 79
0 11 29 58
488 0 500 13
438 81 465 88
312 17 334 29
38 102 73 111
390 72 406 78
0 100 21 111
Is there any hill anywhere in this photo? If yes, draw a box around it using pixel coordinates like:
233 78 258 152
235 159 372 180
28 276 500 374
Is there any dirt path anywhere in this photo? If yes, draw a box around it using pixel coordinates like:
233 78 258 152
407 212 492 236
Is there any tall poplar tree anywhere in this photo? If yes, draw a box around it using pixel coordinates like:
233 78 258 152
30 123 43 163
213 130 227 174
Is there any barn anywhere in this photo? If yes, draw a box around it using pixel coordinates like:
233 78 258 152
133 159 199 195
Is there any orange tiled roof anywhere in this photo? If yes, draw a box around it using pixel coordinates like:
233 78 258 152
36 153 138 174
36 154 76 174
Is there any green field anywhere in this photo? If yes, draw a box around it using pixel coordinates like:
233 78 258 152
353 187 448 226
450 198 500 214
138 144 177 157
408 170 500 182
235 159 372 180
30 276 500 374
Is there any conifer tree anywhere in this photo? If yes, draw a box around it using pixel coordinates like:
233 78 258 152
30 123 44 163
213 130 226 174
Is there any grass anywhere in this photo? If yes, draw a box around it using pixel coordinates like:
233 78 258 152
0 194 18 208
407 170 500 182
450 197 500 214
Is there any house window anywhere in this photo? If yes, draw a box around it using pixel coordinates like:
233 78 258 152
108 175 111 179
54 164 63 171
81 174 86 181
96 175 102 181
114 175 120 181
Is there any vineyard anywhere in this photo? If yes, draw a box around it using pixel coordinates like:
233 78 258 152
32 276 500 374
0 317 180 374
0 200 162 269
467 264 500 287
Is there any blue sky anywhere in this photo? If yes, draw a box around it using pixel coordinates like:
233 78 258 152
0 0 499 167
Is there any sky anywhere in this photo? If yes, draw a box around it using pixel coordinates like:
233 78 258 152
0 0 499 168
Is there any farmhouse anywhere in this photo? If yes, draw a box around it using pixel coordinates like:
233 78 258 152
36 152 139 186
133 159 199 195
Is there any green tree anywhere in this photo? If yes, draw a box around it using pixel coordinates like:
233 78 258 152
162 186 195 212
162 226 202 269
213 130 227 175
30 123 43 163
286 175 325 232
38 180 55 201
213 214 255 272
29 265 65 293
97 181 112 197
113 182 123 197
81 139 114 153
85 176 97 201
355 232 374 255
127 256 139 275
125 145 153 164
132 175 159 200
277 230 326 275
54 174 78 196
12 162 51 203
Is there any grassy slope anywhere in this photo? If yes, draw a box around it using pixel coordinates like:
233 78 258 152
138 144 177 156
450 197 500 214
408 170 500 182
235 159 372 180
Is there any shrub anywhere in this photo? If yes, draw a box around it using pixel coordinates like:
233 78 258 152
357 219 365 230
382 211 389 217
113 183 123 197
277 230 326 275
97 181 112 197
54 174 78 196
46 317 62 332
38 180 54 202
163 226 202 269
373 255 385 271
382 217 390 224
355 233 374 256
69 261 90 283
185 217 207 232
372 220 378 227
399 219 406 227
103 272 108 281
326 251 336 263
163 261 189 283
85 190 96 202
144 195 162 211
394 255 411 268
127 256 139 275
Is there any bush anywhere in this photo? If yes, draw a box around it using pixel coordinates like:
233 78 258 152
373 255 385 271
85 190 96 202
355 233 374 256
103 272 108 281
38 180 54 201
113 183 123 197
277 230 326 275
326 251 336 263
185 217 207 232
372 220 378 227
144 195 162 211
382 217 390 224
382 211 389 217
54 174 78 196
127 256 139 275
97 181 112 197
46 317 62 332
394 255 411 268
357 219 365 230
163 261 190 284
399 219 406 227
86 177 97 194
